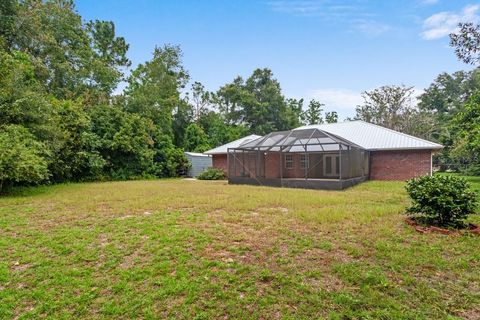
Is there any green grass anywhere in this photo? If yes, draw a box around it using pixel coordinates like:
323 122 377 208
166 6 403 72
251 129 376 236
0 179 479 319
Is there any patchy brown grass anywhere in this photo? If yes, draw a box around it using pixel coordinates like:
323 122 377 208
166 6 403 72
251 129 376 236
0 179 479 319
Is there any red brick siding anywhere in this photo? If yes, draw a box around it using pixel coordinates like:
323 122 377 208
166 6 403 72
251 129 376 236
370 150 431 180
282 153 308 178
265 152 280 178
212 154 227 175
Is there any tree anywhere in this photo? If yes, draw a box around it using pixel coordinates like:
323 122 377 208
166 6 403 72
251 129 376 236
172 99 193 148
215 77 246 125
89 105 156 179
0 0 16 49
325 111 338 123
354 85 434 138
418 70 480 119
183 123 211 152
47 99 105 182
0 125 49 192
125 45 188 136
197 111 248 148
215 68 301 135
449 92 480 173
84 20 131 103
450 22 480 65
190 82 211 121
10 0 129 103
302 99 324 125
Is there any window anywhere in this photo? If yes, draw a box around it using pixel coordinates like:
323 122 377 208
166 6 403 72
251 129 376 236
300 154 309 169
285 154 293 169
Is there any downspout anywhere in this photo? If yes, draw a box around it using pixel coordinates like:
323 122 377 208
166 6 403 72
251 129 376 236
280 146 283 187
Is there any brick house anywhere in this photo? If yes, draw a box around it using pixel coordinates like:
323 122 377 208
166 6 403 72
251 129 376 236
204 121 442 190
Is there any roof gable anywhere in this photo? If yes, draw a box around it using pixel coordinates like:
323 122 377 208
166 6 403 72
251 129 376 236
295 121 442 150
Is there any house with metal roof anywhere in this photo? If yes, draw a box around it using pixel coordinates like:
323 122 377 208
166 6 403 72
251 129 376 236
206 121 442 190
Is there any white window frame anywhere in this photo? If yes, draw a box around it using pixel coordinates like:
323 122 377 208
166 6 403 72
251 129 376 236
300 154 309 169
285 154 293 169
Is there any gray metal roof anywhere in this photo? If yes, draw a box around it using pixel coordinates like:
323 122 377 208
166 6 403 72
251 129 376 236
204 134 262 155
295 120 442 151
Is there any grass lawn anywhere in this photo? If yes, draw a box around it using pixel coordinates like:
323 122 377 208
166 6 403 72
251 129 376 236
1 179 479 319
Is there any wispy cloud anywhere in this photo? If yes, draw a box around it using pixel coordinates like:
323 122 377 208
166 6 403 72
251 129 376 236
420 0 439 5
308 87 425 118
267 0 390 37
267 0 324 15
309 88 363 112
421 4 480 40
353 20 391 37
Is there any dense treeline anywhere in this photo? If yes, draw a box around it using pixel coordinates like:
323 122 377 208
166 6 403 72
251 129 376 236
0 0 337 191
1 0 479 191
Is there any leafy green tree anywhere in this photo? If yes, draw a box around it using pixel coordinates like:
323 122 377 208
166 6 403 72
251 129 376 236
0 50 52 134
0 0 16 49
0 125 49 192
183 123 211 152
48 99 105 182
449 92 480 173
215 68 301 135
124 45 189 177
302 99 324 125
215 77 246 125
354 85 435 138
89 105 156 179
450 22 480 65
125 45 188 136
325 111 338 123
190 81 211 121
10 0 129 103
243 68 288 134
172 99 193 148
418 70 480 119
197 111 248 148
84 20 130 103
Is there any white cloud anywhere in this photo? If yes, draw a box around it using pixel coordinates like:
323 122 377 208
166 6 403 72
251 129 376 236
353 20 391 37
421 0 439 5
308 88 363 116
421 4 480 40
267 0 324 15
307 87 425 119
267 1 390 37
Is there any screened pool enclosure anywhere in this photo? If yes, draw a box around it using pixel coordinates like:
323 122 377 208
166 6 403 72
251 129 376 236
227 128 370 190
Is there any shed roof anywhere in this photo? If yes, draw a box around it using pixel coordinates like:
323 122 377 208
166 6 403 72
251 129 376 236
295 120 442 151
204 134 262 155
185 152 211 157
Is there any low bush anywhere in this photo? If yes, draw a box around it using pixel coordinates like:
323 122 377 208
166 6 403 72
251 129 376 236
405 175 478 228
197 167 226 180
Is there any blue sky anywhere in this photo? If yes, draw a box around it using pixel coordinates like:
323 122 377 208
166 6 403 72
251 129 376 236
76 0 478 119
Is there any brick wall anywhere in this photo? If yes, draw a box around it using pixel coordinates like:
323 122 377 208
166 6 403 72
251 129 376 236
370 150 432 180
212 154 227 175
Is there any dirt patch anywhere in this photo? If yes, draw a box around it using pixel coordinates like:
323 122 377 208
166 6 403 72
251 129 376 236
405 218 480 236
119 250 142 269
11 262 31 272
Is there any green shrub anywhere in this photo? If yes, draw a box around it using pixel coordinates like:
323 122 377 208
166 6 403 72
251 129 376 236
405 175 478 228
197 167 226 180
